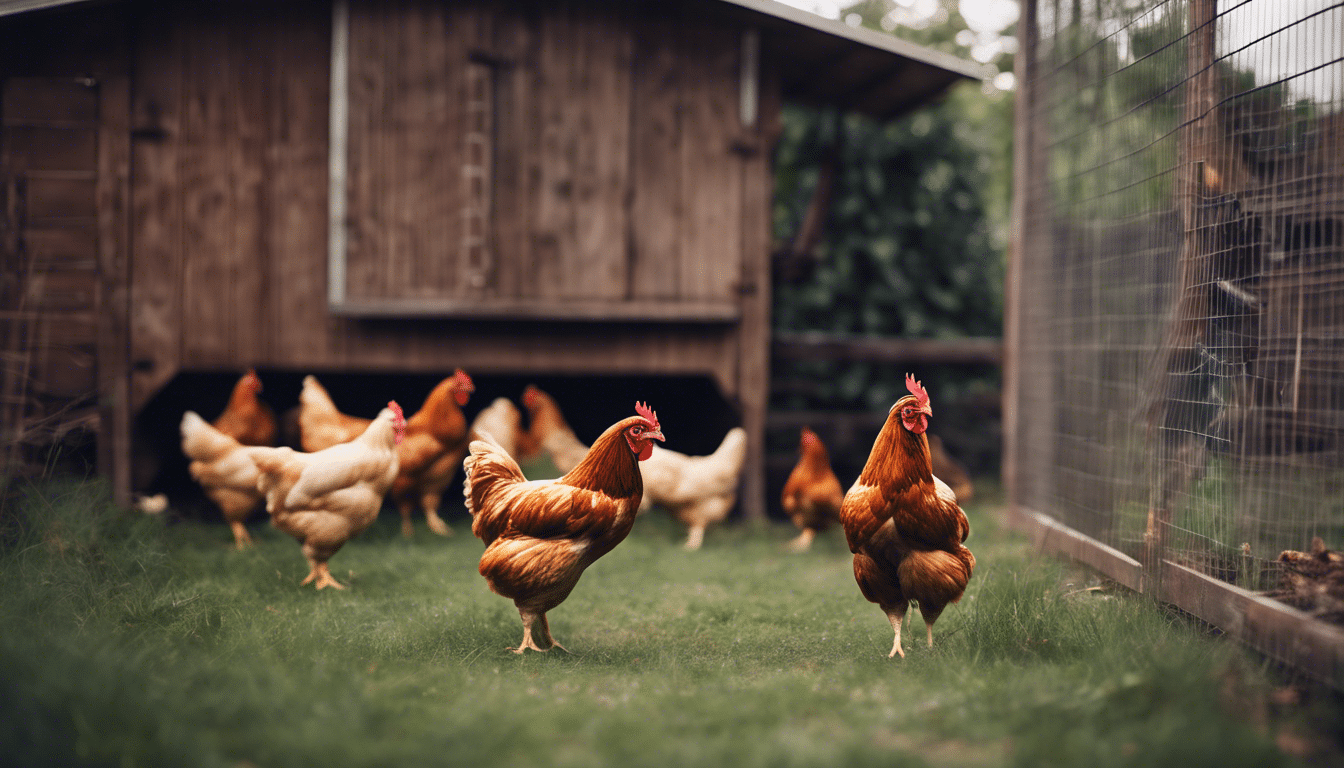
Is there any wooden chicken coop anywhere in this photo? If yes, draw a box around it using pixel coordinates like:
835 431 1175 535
1007 0 1344 686
0 0 978 518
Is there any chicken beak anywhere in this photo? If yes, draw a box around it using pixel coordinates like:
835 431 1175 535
646 429 665 443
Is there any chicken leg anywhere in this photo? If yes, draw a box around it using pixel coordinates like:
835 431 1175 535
513 609 568 654
684 525 706 551
397 497 452 538
228 521 254 550
919 603 946 651
886 607 907 658
786 528 816 552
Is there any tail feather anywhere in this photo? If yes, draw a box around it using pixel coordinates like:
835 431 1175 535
462 431 527 521
180 411 238 461
299 375 338 414
712 427 748 472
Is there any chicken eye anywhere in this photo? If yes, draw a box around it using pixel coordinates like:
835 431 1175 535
632 426 643 435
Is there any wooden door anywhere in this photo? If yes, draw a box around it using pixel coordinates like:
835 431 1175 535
0 77 101 468
332 1 748 322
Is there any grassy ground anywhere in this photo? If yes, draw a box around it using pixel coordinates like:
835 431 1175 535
1 478 1341 768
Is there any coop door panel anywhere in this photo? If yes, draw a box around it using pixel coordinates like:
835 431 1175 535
0 76 100 401
336 1 744 320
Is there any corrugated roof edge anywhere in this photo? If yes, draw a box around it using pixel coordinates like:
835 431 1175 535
718 0 986 81
2 0 988 84
0 0 90 17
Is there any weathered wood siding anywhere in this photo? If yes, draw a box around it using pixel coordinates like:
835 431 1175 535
7 0 779 515
131 0 333 405
340 0 752 315
126 0 776 404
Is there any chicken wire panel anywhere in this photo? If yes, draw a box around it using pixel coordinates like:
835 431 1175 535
1015 0 1344 592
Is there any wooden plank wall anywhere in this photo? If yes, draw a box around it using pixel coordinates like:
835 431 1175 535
341 1 750 312
131 0 333 406
0 7 132 499
120 0 778 517
127 0 776 386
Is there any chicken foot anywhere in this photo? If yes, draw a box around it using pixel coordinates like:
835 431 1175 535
512 609 568 654
786 528 816 553
298 547 346 590
885 607 907 658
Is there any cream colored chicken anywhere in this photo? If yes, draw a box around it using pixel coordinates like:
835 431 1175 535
252 402 405 590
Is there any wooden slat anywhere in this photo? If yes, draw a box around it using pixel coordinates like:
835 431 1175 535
25 268 96 311
488 4 536 301
571 7 631 301
33 310 95 346
1161 560 1344 689
734 35 778 521
4 125 96 171
1006 506 1144 591
129 7 185 407
24 226 96 268
32 342 95 397
679 20 742 302
629 13 683 300
24 175 96 218
529 3 632 302
267 1 331 365
330 297 740 322
1 77 97 123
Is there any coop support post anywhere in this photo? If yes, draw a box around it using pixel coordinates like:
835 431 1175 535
98 68 133 508
1144 0 1220 576
1005 0 1047 518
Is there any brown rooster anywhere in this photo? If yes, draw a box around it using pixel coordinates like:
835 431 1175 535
212 369 277 447
840 375 975 658
253 402 405 590
463 402 665 653
781 427 844 552
298 370 474 537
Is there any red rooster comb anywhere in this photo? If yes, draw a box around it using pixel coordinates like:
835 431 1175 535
244 368 262 391
453 368 475 391
905 373 930 408
635 401 659 428
388 401 405 444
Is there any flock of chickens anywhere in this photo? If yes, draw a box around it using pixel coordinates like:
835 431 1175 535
177 369 975 658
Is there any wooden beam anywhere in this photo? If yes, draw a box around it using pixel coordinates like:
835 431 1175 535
1161 560 1344 690
330 298 741 323
1003 503 1344 690
772 332 1003 365
1004 0 1036 519
97 69 131 507
1005 506 1145 592
734 45 778 522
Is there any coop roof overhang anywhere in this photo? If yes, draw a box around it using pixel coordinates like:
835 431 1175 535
707 0 984 120
4 0 983 122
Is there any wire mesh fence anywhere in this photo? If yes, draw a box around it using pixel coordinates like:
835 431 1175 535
1010 0 1344 655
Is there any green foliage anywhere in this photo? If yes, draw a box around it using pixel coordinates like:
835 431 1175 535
769 3 1014 414
1 478 1334 767
771 85 1008 411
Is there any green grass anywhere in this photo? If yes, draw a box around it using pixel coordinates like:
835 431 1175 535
1 478 1340 768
